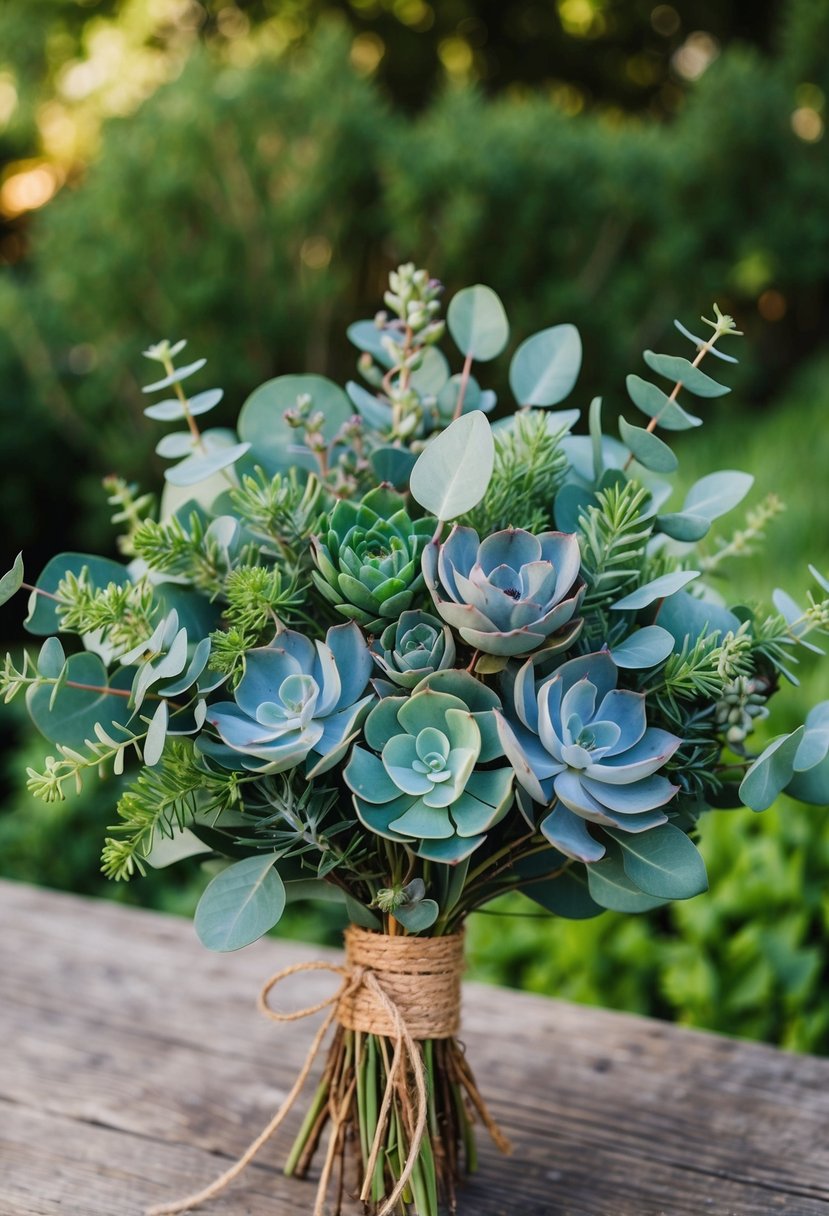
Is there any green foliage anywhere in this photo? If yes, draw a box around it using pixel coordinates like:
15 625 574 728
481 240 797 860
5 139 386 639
577 480 653 616
464 410 569 536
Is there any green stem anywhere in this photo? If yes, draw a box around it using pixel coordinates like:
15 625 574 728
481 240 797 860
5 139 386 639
283 1076 329 1177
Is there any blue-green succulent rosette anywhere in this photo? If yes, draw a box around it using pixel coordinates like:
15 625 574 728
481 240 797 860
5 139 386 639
370 609 456 691
422 525 584 657
203 621 374 777
344 670 514 863
495 651 681 862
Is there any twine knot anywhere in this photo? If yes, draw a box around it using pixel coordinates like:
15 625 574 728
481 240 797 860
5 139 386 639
147 927 507 1216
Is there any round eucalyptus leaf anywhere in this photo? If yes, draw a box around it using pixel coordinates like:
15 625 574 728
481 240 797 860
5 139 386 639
347 320 394 368
194 855 286 952
586 845 667 913
740 727 806 812
394 898 439 932
238 374 352 475
683 470 754 521
618 416 678 474
409 412 495 521
607 824 708 900
655 512 711 543
156 431 195 459
410 346 450 395
370 446 418 490
525 870 603 920
626 375 702 431
25 553 129 636
164 430 250 488
610 626 675 670
509 324 582 406
643 351 730 398
37 636 66 679
26 652 135 747
447 284 509 362
144 388 223 421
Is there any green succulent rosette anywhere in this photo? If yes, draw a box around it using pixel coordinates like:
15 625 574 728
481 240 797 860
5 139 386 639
344 669 514 863
311 486 434 632
369 609 456 690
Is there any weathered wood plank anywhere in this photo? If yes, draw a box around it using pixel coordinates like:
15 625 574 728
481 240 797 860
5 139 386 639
2 878 829 1215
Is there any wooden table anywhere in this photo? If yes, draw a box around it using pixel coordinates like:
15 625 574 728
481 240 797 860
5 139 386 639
2 879 828 1216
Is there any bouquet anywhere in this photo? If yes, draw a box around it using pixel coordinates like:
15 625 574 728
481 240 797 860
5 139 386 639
3 263 829 1216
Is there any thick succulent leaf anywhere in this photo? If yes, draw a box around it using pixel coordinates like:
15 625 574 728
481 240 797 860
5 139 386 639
509 324 582 407
26 653 135 747
610 626 675 670
0 551 24 607
584 728 679 784
581 773 676 814
586 844 668 912
25 552 128 635
643 351 730 398
683 471 753 521
238 374 352 476
447 284 509 361
618 417 678 473
390 800 454 839
656 513 710 543
607 823 708 900
612 570 700 611
410 412 494 521
325 621 373 709
540 803 606 862
354 795 412 842
194 855 286 951
416 834 485 863
739 727 805 812
494 711 548 805
626 375 702 431
450 791 502 836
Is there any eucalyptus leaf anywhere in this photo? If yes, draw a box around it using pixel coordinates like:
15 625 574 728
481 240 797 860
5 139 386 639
793 703 829 773
656 591 740 648
394 898 439 932
618 417 678 473
589 396 603 482
447 284 509 361
344 893 382 930
165 437 251 488
346 380 392 430
509 324 582 407
586 845 668 913
0 551 24 607
144 698 169 767
25 553 128 636
626 375 702 431
37 636 66 679
612 569 700 611
144 388 223 421
787 752 829 805
194 855 286 951
238 374 352 476
673 320 739 363
156 431 195 459
347 319 394 368
370 447 418 490
683 471 754 521
525 869 603 919
409 412 494 520
643 351 730 398
143 359 207 393
26 653 135 747
608 824 708 900
739 727 806 812
610 626 675 669
656 512 711 542
410 346 450 395
142 826 211 868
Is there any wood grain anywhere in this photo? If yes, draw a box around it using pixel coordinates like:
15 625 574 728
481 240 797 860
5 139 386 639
1 878 828 1215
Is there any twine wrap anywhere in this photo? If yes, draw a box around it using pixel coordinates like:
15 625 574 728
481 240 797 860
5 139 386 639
337 925 464 1039
147 927 507 1216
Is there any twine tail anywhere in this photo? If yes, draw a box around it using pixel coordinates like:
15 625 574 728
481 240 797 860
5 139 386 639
145 962 352 1216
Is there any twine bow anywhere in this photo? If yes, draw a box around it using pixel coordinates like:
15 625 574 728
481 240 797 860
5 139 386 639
147 930 509 1216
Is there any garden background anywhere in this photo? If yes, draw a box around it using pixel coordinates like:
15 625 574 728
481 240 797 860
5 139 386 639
2 0 828 1050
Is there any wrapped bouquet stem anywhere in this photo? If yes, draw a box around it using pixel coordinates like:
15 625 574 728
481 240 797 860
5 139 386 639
3 264 829 1215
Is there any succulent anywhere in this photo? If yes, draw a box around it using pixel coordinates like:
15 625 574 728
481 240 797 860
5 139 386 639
496 651 680 862
311 486 434 632
370 609 456 690
422 525 584 658
204 621 374 777
344 669 513 863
